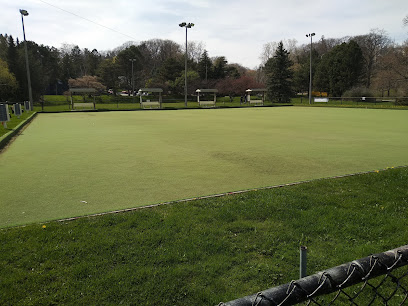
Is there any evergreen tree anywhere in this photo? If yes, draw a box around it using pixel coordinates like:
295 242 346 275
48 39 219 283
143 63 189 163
213 56 227 79
83 48 101 76
159 57 184 82
116 45 143 91
264 41 294 103
97 58 120 94
6 36 19 80
314 40 364 96
197 50 213 80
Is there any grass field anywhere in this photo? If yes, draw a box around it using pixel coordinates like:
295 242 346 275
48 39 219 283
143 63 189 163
1 167 407 305
1 106 408 304
0 107 407 228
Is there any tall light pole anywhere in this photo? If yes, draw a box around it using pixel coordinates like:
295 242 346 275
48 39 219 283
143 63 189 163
20 9 33 110
179 22 194 108
306 33 315 105
129 59 136 102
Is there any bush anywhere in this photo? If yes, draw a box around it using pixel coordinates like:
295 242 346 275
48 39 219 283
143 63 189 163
395 98 408 106
342 86 375 98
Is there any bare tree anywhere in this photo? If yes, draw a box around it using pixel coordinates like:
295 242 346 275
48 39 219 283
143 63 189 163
313 35 347 56
259 39 298 66
138 39 182 81
186 41 205 63
374 42 408 96
353 29 391 88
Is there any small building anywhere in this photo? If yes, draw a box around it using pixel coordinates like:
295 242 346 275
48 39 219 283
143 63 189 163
138 88 163 109
69 88 97 110
245 89 267 106
196 89 218 107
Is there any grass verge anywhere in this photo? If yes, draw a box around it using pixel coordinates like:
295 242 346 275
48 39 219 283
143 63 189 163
1 167 407 305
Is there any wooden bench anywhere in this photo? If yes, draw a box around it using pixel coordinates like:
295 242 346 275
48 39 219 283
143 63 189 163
314 97 329 103
249 99 263 106
73 102 95 109
141 100 161 109
381 99 396 103
198 100 216 107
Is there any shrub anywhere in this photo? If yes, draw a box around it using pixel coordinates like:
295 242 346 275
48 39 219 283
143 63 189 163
342 86 375 98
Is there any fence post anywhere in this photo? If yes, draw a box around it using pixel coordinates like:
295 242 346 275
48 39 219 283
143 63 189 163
300 246 307 278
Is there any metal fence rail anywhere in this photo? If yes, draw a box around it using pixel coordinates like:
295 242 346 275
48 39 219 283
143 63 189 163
220 245 408 306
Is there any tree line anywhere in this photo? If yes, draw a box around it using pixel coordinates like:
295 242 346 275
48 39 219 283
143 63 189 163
0 20 407 103
0 37 262 102
262 26 408 102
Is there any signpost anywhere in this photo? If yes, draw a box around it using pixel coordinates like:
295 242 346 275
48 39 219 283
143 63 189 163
0 104 10 128
24 101 32 112
14 103 22 118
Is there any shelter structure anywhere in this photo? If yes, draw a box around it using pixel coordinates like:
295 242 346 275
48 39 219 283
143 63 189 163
138 88 163 109
196 89 218 107
245 88 267 106
69 88 97 110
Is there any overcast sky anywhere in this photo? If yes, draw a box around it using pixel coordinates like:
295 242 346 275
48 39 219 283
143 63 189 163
3 0 407 68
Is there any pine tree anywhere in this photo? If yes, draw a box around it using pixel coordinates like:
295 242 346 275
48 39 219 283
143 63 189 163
197 50 213 80
314 41 363 96
265 41 294 103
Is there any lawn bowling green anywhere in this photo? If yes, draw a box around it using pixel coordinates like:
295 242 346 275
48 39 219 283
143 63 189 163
1 107 407 227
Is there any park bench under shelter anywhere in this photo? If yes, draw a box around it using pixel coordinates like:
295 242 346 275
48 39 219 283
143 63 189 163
69 88 96 110
246 89 267 106
196 89 218 107
138 88 163 109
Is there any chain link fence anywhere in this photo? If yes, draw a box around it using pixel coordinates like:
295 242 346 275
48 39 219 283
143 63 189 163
220 245 408 306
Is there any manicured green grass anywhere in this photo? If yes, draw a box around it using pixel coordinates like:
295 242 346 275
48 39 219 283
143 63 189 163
1 167 407 305
1 107 407 228
0 110 35 138
291 97 408 109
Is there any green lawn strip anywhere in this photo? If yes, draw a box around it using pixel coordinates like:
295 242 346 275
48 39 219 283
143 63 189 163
1 107 407 228
291 97 408 109
0 111 37 141
1 167 407 305
40 94 408 112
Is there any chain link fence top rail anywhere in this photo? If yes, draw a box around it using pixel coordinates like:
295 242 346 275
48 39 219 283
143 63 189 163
219 245 408 306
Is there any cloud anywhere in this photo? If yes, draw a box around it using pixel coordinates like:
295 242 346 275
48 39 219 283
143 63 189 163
3 0 407 68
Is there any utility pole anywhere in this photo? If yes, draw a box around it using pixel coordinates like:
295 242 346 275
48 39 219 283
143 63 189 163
129 59 137 102
179 22 194 107
20 9 33 110
306 33 315 105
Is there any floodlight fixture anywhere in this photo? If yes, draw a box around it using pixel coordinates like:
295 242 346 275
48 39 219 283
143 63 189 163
179 21 195 107
20 9 29 16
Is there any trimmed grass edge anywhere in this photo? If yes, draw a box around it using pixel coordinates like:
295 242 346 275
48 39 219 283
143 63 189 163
51 165 408 227
0 112 37 152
